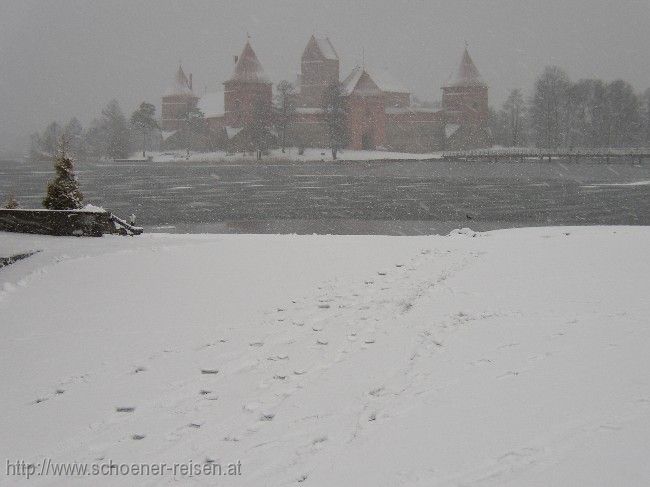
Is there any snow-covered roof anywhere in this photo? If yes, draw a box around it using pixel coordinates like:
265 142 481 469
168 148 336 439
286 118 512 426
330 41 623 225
197 91 224 119
341 66 365 95
227 41 271 84
225 126 243 139
446 123 461 138
447 48 486 88
342 66 409 96
315 37 338 61
303 35 339 61
165 65 194 97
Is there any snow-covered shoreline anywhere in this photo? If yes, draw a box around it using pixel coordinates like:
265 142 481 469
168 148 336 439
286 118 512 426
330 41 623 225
128 148 443 164
1 227 649 486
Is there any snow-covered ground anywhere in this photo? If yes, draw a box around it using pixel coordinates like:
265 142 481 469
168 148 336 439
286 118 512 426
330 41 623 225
136 148 442 163
1 227 649 486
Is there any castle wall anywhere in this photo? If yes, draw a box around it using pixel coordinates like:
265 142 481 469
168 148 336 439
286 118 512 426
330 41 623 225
224 81 273 128
385 111 443 153
441 85 489 125
161 94 198 132
300 58 340 107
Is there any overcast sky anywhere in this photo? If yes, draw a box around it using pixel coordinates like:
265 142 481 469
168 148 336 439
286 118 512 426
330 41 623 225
1 0 649 154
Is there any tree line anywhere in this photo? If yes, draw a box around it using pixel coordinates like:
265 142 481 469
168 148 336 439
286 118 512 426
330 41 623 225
491 66 650 149
30 100 159 161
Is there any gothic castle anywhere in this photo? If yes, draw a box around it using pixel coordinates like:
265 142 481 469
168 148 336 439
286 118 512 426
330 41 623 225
161 36 489 152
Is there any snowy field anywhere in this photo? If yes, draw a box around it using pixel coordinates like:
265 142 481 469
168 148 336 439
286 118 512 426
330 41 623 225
1 227 650 485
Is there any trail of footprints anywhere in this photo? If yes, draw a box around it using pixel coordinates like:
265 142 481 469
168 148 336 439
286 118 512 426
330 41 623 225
37 247 473 479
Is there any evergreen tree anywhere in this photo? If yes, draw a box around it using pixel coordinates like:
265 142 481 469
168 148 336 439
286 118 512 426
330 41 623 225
42 138 84 210
100 99 130 159
185 106 206 157
275 81 296 153
130 102 159 158
322 82 347 160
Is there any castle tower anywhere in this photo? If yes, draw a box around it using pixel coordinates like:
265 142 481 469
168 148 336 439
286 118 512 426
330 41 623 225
223 41 273 128
441 47 488 126
161 64 198 132
299 35 340 107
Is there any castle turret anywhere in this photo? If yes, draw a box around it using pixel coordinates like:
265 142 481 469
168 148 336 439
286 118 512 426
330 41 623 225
161 64 199 132
441 47 488 126
223 41 273 128
299 35 340 107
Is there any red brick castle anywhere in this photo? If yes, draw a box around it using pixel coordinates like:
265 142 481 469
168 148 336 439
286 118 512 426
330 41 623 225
161 36 490 152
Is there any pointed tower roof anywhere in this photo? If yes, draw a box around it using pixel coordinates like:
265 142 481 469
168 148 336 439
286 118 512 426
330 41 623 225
165 64 194 96
227 41 271 84
303 35 339 61
448 47 486 88
341 65 408 96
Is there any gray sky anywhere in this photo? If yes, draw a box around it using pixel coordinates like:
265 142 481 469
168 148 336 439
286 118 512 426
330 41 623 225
1 0 649 154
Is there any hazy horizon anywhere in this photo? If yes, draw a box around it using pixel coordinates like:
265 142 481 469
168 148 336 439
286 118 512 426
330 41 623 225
1 0 649 155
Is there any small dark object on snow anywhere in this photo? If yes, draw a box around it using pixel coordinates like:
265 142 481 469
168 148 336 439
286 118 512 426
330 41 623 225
466 214 473 220
201 369 219 375
131 434 145 440
116 406 135 413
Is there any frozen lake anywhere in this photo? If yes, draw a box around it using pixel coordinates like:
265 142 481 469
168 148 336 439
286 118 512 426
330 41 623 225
1 157 649 234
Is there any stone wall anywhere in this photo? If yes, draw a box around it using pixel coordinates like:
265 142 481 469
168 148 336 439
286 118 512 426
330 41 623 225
0 209 119 237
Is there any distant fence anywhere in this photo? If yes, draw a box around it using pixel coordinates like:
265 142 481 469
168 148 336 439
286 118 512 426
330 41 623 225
442 147 650 161
0 209 143 237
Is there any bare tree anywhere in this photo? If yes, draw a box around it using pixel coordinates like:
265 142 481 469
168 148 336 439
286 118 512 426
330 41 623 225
531 66 571 149
502 89 526 146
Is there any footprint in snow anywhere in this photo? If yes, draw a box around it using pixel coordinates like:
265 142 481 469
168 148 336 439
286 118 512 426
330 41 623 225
318 304 330 309
316 339 329 346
